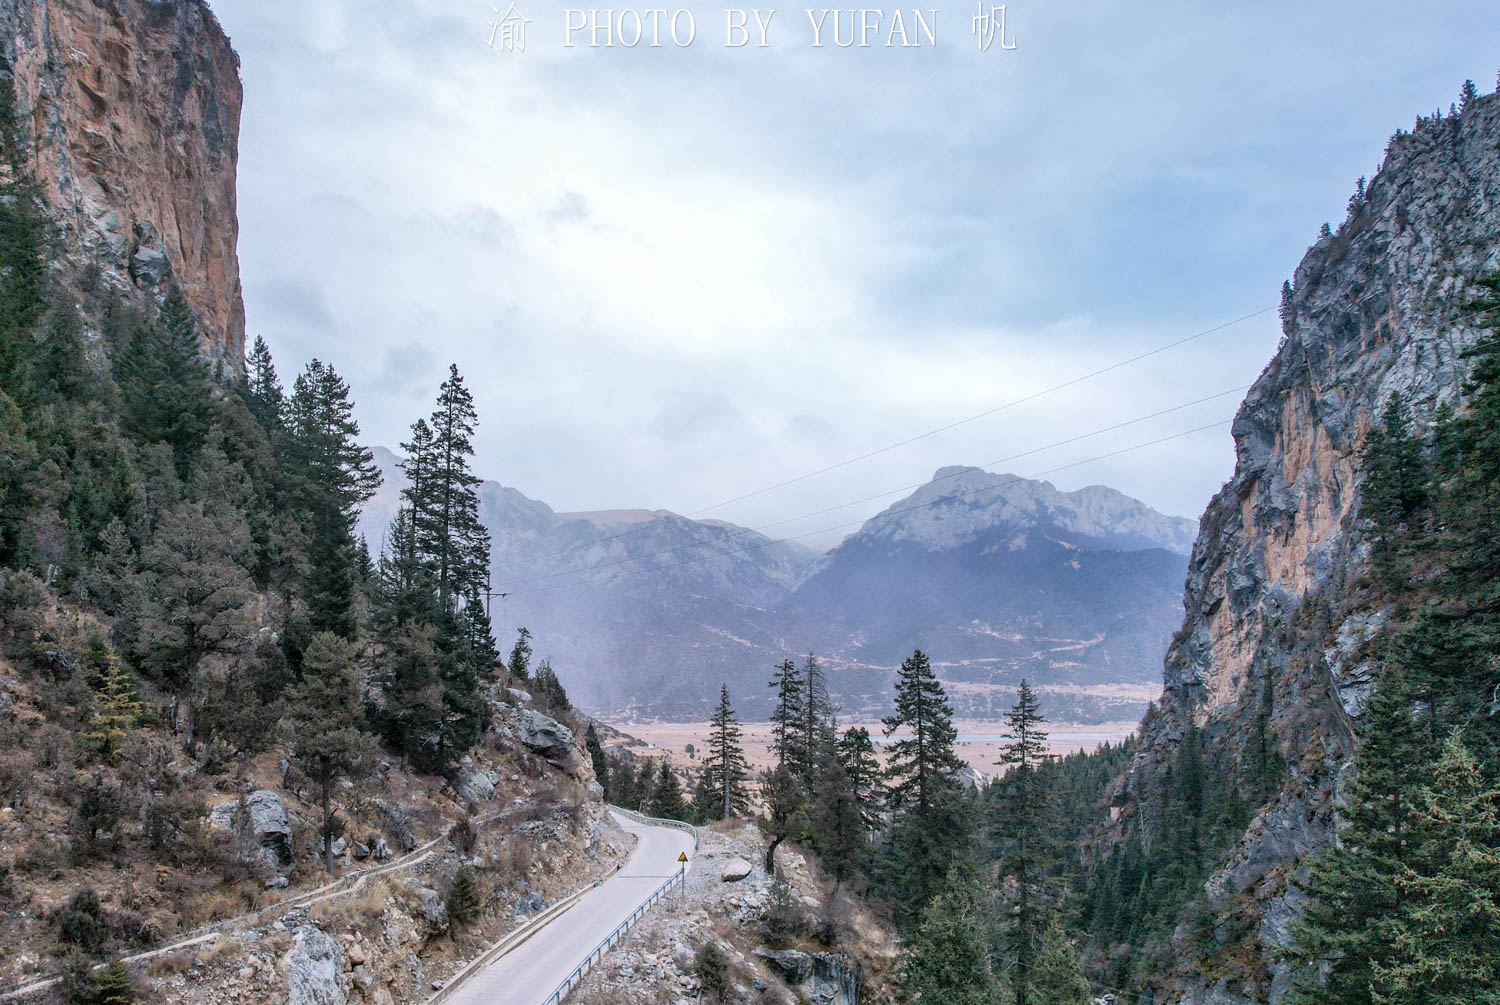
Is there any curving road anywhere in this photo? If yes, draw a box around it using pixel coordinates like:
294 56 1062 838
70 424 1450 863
444 811 696 1005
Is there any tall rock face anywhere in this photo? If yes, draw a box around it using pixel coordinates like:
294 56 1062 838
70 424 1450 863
1104 92 1500 1003
0 0 245 372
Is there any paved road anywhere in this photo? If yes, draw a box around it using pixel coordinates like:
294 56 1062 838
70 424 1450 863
445 811 696 1005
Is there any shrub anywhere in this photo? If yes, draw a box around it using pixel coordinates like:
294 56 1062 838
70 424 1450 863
693 943 731 1002
62 956 134 1004
55 888 108 952
449 815 478 855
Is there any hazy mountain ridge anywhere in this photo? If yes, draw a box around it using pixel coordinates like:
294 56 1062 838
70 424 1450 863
360 452 1189 721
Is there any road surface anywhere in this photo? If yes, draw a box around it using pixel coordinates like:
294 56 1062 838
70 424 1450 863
445 811 696 1005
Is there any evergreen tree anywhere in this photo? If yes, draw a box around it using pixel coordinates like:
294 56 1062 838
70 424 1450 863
1285 669 1429 1003
447 867 482 926
767 658 804 773
286 632 374 871
1029 919 1092 1005
700 684 750 820
797 652 835 781
534 659 570 710
761 762 808 873
286 360 380 640
80 654 142 764
898 869 1002 1005
652 761 689 822
837 726 885 834
993 680 1055 1005
879 650 970 928
1371 733 1500 1002
242 335 286 435
1460 78 1480 113
585 723 611 798
508 627 533 680
812 746 865 885
115 287 215 475
883 649 964 815
407 365 490 606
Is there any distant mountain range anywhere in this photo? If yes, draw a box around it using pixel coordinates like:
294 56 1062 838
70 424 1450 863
359 451 1191 722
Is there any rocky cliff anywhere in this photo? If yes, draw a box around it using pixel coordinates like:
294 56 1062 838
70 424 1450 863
0 0 244 372
1102 89 1500 1002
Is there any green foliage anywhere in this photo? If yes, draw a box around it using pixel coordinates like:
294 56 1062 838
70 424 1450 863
585 723 610 796
507 626 533 679
62 957 135 1005
650 761 689 822
286 632 374 871
698 684 751 821
693 943 732 1002
898 869 1004 1005
876 649 972 929
54 889 109 953
78 652 141 763
1029 919 1092 1005
991 680 1056 1005
533 659 570 711
1370 734 1500 1001
447 867 482 926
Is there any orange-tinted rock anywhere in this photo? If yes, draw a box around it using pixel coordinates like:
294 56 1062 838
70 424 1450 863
1 0 245 373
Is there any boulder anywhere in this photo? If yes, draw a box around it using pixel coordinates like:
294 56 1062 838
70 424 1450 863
210 790 293 868
755 948 813 983
507 688 533 703
350 840 371 861
516 709 574 756
282 925 346 1005
416 887 448 932
516 891 546 915
455 766 495 803
370 838 392 861
721 857 753 882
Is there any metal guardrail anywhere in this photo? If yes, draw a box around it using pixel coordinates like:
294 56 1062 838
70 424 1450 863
539 867 685 1005
537 807 698 1004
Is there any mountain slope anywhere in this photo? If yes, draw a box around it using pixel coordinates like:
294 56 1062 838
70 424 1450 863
361 455 1191 721
1096 89 1500 1002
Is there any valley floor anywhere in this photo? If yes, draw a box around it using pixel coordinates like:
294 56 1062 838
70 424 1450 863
607 718 1139 781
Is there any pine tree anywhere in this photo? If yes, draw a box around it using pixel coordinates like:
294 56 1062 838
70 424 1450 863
115 287 215 475
447 867 482 926
898 869 1002 1005
1360 393 1429 547
585 723 611 798
286 360 380 640
508 627 533 680
879 650 971 928
883 650 964 815
837 726 885 834
1285 669 1429 1003
994 680 1055 1005
812 746 865 885
286 632 374 871
80 654 142 764
407 365 490 606
797 652 835 781
761 762 808 873
1371 734 1500 1002
767 658 804 773
1029 919 1092 1005
701 684 750 820
1460 78 1479 113
242 335 286 435
652 761 689 822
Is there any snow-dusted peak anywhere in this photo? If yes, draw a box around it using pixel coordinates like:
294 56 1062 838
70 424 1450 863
851 466 1196 554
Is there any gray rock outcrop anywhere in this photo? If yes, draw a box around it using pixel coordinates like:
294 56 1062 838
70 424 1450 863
516 709 574 755
282 925 347 1005
210 790 293 868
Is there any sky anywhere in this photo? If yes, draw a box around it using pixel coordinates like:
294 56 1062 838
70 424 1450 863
212 0 1499 550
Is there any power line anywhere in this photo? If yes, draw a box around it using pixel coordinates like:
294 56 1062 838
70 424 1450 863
502 386 1247 590
504 418 1232 597
528 306 1276 564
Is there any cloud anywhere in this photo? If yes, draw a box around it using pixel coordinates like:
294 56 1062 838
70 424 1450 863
212 0 1499 545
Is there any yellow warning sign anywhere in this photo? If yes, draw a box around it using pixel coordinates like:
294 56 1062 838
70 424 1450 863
678 852 689 862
